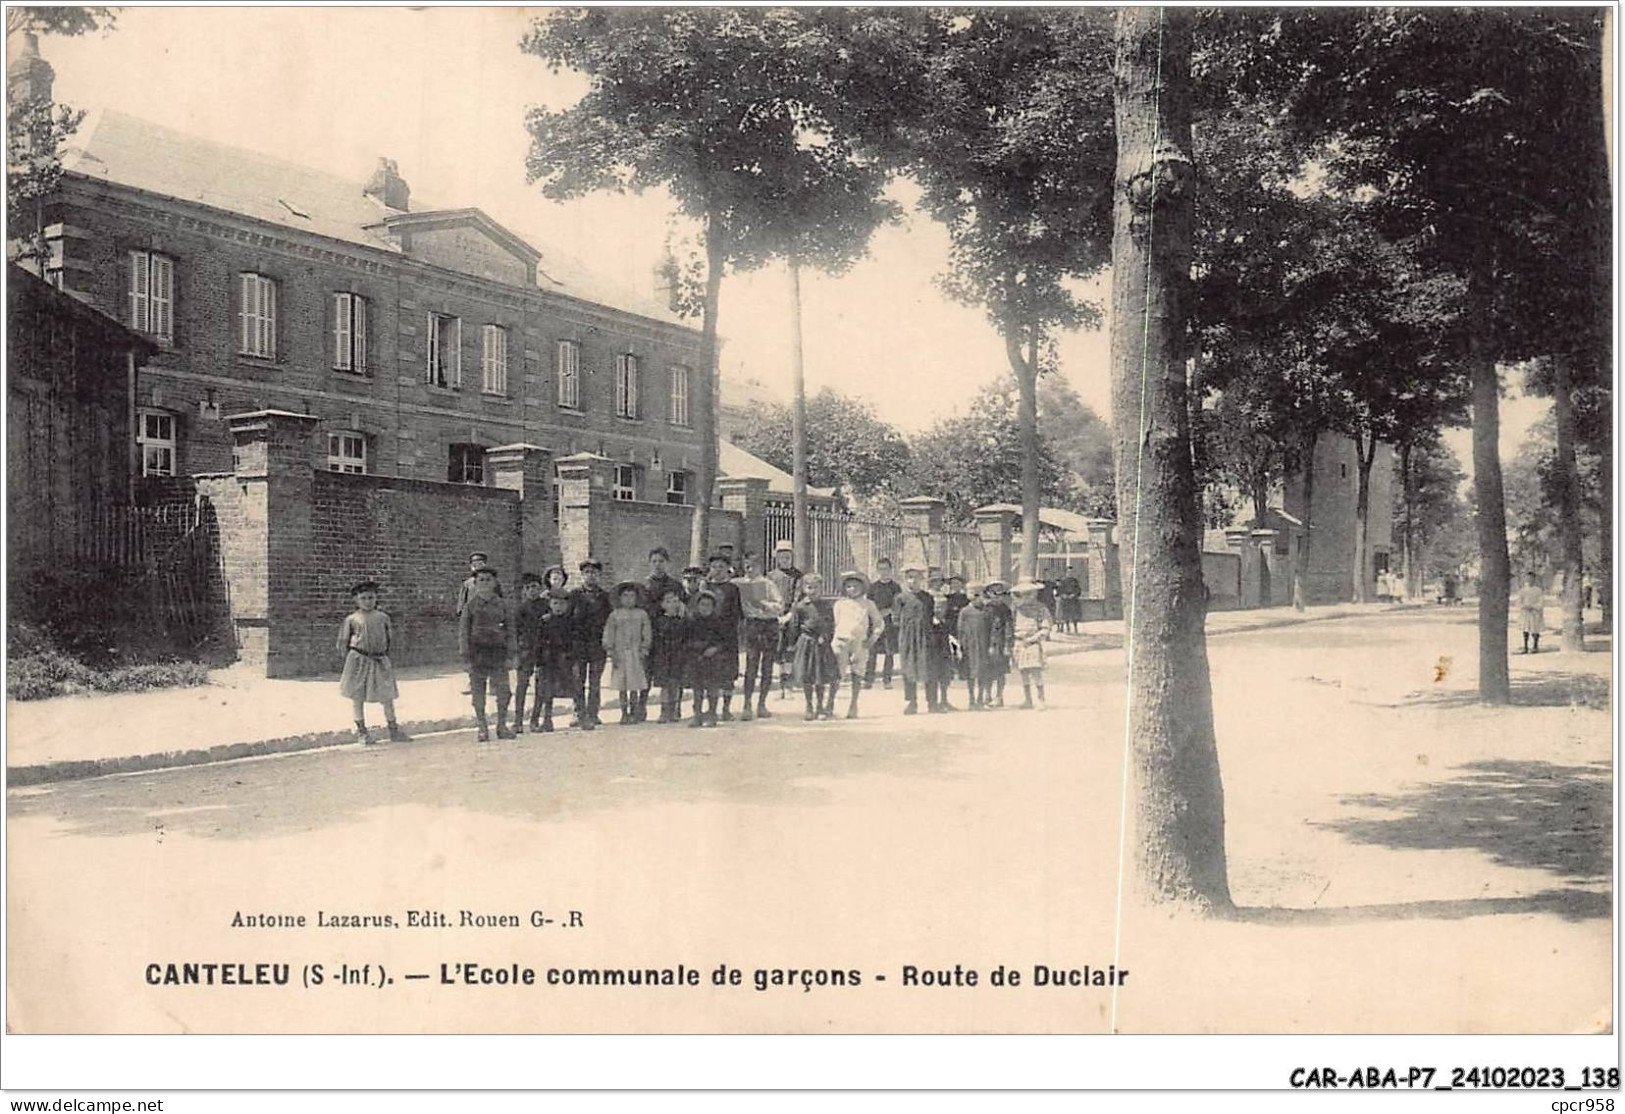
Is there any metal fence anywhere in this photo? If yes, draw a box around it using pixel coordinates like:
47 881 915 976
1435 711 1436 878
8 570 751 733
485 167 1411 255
35 498 220 649
762 506 989 584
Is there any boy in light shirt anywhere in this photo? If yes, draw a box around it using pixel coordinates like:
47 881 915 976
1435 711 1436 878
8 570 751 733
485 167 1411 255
831 570 887 720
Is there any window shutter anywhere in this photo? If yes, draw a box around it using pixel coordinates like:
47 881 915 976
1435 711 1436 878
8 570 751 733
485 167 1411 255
354 297 367 372
628 357 638 417
149 255 172 341
239 274 253 353
129 251 149 333
334 292 351 370
333 293 351 370
265 279 277 359
426 313 436 383
451 317 462 387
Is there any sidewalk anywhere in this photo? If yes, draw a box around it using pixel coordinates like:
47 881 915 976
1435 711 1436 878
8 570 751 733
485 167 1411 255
6 601 1424 787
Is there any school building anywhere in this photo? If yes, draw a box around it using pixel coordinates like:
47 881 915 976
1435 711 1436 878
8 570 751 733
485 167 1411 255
8 38 819 674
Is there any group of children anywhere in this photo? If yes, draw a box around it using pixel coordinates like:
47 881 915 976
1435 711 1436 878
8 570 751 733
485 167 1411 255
336 544 1058 744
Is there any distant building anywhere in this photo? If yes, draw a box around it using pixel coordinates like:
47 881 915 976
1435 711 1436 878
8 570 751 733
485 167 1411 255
1281 435 1395 604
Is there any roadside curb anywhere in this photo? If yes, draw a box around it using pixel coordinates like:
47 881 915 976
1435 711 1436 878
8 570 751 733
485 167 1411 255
7 715 478 788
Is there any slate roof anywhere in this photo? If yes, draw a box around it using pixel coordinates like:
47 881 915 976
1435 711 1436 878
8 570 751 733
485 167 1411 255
974 503 1105 536
719 439 836 499
60 108 691 328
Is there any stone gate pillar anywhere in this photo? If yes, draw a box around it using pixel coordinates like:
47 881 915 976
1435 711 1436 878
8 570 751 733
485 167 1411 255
973 505 1018 585
224 409 320 676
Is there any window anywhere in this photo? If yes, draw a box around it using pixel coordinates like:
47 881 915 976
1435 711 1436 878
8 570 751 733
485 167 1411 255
427 313 461 388
668 364 690 426
128 251 173 342
327 431 366 474
137 409 176 477
333 293 368 373
665 470 688 506
613 463 637 502
481 324 508 395
615 353 640 419
238 272 277 358
556 340 581 409
448 443 485 485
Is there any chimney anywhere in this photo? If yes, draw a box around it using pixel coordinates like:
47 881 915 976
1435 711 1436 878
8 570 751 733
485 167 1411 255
9 31 54 104
363 157 410 212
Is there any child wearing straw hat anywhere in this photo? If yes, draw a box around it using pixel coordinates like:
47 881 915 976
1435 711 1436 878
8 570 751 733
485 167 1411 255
1009 579 1053 710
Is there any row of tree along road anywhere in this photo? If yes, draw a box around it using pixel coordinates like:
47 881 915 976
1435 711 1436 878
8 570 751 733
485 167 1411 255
12 9 1608 913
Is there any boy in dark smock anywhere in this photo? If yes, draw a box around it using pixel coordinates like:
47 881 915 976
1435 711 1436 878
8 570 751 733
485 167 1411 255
530 590 578 732
459 566 518 741
703 553 744 720
683 590 736 728
513 573 548 733
569 558 613 730
864 557 901 689
893 565 935 715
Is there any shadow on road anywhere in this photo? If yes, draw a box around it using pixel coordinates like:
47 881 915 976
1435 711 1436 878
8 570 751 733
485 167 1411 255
1319 757 1612 879
1227 887 1610 925
1408 669 1611 711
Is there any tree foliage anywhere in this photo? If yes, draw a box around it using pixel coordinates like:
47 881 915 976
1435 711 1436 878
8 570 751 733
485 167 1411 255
728 388 910 500
520 9 901 560
902 377 1079 523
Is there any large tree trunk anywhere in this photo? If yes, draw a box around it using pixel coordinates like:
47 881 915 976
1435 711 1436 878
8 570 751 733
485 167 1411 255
1351 430 1375 604
1006 329 1042 582
1109 7 1230 913
789 257 811 572
1468 257 1511 704
1600 436 1613 627
1292 427 1317 612
689 214 726 566
1551 354 1586 651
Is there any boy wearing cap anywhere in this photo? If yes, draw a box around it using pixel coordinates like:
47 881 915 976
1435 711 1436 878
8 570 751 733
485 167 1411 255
529 588 578 732
956 583 994 710
767 540 803 699
832 571 887 719
683 590 734 727
459 566 518 740
569 559 613 729
733 550 784 721
865 557 901 689
513 572 548 733
704 553 744 720
893 565 935 714
455 551 503 616
983 580 1013 707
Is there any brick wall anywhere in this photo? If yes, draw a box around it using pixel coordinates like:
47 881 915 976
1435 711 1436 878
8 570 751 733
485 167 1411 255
302 471 522 671
592 499 700 584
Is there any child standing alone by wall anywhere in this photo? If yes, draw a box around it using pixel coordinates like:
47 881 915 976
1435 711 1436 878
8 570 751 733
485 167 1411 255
336 580 410 745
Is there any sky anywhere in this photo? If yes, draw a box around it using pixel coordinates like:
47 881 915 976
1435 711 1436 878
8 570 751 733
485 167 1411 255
34 5 1548 471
